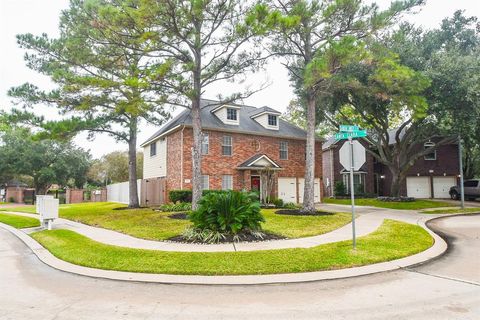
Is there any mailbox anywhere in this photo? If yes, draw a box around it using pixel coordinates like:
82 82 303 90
36 195 58 230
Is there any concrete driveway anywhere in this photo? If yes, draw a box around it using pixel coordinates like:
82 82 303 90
0 215 479 320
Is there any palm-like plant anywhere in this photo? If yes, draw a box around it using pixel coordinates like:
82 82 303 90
185 190 265 243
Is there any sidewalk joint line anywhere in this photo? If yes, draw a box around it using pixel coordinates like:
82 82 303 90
402 268 480 287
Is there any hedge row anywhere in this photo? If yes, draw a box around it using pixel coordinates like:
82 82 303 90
169 189 231 203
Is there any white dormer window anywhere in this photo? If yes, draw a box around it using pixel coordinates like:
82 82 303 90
251 107 281 130
268 114 277 126
227 108 238 121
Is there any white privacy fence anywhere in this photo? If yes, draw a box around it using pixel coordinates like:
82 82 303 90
107 180 141 204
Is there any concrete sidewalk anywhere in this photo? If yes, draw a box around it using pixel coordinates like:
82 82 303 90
8 210 384 252
0 213 449 285
4 203 463 252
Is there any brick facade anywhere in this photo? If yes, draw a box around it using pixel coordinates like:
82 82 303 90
165 127 323 199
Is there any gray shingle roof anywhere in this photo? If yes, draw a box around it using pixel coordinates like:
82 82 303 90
249 106 282 118
141 99 307 146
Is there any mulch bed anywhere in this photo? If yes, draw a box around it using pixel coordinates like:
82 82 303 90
168 231 286 244
168 212 189 220
275 209 335 216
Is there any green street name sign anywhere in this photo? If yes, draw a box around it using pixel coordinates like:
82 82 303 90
334 130 367 140
339 125 359 132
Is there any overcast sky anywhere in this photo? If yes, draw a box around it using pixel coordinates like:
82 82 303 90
1 0 478 158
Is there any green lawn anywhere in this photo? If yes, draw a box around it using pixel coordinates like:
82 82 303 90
0 213 40 228
421 207 480 214
1 205 36 214
1 202 352 240
323 198 456 210
31 219 433 275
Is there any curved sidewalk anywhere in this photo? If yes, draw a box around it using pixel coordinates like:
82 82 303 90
0 213 448 285
7 210 385 252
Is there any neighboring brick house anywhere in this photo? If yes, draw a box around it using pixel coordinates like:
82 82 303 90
141 99 323 205
322 133 460 199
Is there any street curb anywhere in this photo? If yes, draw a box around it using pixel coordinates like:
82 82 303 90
0 216 448 285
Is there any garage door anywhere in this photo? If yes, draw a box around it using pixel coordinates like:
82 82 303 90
298 178 321 203
433 176 456 199
278 178 297 203
406 177 431 198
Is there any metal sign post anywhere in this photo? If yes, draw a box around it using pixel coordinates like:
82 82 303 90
336 125 367 249
458 135 465 209
349 137 356 249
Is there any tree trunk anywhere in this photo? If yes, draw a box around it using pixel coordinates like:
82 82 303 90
389 168 405 198
302 95 316 213
128 117 140 208
191 98 202 210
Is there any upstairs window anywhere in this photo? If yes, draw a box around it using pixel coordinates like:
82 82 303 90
222 135 232 156
279 141 288 160
424 142 436 160
268 114 278 126
201 132 209 155
226 108 237 121
150 141 157 157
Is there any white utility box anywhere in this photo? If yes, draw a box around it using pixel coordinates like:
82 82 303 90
36 195 58 230
36 195 54 215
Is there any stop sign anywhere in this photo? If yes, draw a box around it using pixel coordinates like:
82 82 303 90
339 140 366 171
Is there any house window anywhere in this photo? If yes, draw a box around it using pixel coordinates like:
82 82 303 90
279 141 288 160
222 175 233 190
226 108 237 121
201 175 209 190
424 142 436 160
342 173 366 194
150 141 157 157
201 132 209 155
222 135 232 156
268 114 277 126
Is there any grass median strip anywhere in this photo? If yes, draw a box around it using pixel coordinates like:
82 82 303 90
0 213 40 228
323 198 455 210
2 203 352 240
31 220 432 276
421 207 480 214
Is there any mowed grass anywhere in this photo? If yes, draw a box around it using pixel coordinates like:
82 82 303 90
261 209 351 238
0 213 40 228
31 220 433 275
323 198 455 210
1 202 352 240
421 207 480 214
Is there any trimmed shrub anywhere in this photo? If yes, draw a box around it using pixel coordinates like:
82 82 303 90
185 190 264 243
169 190 192 203
334 181 347 196
284 202 299 209
377 196 415 202
271 198 284 208
159 202 192 212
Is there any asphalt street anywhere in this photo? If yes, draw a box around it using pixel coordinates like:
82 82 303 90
0 214 479 320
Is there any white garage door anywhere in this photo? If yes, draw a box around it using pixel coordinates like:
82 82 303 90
298 178 321 203
406 177 431 198
278 178 297 203
433 176 456 199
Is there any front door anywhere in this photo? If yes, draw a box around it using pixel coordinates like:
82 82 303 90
251 176 261 192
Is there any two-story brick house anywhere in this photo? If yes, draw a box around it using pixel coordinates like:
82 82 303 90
141 99 323 205
322 131 460 199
